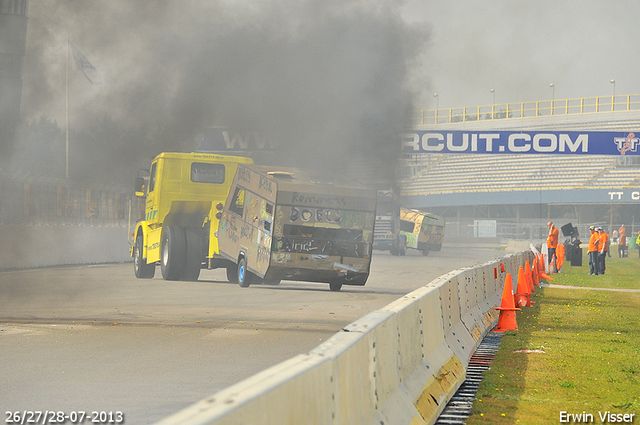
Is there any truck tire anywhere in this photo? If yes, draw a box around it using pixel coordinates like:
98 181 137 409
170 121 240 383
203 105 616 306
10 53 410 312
161 225 187 281
421 249 430 256
181 227 203 281
237 256 252 288
329 282 343 291
134 235 155 279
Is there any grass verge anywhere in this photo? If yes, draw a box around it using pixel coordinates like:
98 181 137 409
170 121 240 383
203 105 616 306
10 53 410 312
551 249 640 289
466 255 640 424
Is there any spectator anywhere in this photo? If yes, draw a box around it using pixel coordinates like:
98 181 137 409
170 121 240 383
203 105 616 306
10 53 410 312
547 221 559 266
597 226 609 275
618 230 627 258
588 226 599 275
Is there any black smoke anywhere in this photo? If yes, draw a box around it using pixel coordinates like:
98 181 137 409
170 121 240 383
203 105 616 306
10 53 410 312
19 0 429 185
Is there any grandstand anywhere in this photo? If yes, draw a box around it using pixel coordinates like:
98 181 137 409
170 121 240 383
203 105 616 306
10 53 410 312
400 155 640 195
398 101 640 241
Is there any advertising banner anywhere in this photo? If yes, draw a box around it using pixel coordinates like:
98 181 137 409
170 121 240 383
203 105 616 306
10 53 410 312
401 131 640 155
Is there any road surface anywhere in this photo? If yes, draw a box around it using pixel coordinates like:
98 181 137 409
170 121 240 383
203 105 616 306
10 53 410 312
0 245 504 424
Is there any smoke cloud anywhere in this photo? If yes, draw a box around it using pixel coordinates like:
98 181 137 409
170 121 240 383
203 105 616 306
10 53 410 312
19 0 430 186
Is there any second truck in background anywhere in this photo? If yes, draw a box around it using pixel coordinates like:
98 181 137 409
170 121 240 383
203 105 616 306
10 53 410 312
373 191 445 256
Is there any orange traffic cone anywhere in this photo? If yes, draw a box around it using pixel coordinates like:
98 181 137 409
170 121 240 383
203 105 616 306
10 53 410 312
556 244 565 271
537 254 545 274
539 267 555 281
532 258 540 287
549 254 558 273
514 266 532 307
494 273 521 331
524 260 535 293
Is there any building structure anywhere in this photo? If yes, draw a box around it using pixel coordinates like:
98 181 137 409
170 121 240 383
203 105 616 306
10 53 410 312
399 106 640 241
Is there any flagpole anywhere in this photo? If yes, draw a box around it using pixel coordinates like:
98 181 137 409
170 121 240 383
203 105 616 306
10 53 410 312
65 34 69 179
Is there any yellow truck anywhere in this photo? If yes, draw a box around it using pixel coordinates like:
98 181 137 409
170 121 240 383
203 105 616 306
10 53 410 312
131 152 253 280
217 164 377 291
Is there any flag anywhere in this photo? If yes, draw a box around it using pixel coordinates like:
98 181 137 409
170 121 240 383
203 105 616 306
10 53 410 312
69 42 103 85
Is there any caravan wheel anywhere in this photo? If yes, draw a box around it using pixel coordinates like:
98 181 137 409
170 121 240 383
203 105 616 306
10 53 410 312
237 256 252 288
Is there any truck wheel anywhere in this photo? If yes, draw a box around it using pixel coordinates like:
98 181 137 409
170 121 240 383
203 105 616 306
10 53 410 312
329 283 342 291
226 266 238 283
399 245 406 256
421 249 430 256
161 225 186 281
237 256 252 288
134 235 155 279
181 227 203 281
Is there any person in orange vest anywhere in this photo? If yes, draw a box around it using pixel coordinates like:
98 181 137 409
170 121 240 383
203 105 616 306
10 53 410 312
618 229 627 258
596 226 609 275
587 226 599 275
547 221 559 267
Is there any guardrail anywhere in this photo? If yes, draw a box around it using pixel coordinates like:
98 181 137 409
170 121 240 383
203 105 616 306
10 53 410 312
414 94 640 125
156 250 534 425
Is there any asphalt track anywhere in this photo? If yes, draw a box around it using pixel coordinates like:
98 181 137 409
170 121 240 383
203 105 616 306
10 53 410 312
0 245 504 425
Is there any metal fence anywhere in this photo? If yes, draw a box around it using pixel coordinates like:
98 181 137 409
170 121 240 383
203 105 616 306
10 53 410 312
446 219 637 245
0 172 142 226
414 94 640 126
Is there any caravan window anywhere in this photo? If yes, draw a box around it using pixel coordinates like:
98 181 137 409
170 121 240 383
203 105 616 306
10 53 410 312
263 202 274 234
229 187 245 217
400 220 416 233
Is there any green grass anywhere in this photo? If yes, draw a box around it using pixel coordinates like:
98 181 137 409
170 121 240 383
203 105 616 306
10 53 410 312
466 255 640 424
550 250 640 289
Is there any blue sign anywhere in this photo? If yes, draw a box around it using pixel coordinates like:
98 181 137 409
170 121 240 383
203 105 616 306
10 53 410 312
401 131 640 155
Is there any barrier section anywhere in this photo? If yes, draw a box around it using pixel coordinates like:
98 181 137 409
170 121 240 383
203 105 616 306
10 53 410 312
478 263 502 329
0 224 131 269
155 353 335 425
156 253 530 425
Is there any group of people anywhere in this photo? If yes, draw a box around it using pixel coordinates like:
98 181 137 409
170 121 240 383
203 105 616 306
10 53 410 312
587 224 628 275
546 221 635 276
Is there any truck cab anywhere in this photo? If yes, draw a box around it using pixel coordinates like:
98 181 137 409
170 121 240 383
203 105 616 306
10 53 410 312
131 152 253 280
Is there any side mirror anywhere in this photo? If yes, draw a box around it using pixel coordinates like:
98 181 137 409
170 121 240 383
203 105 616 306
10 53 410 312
134 176 146 197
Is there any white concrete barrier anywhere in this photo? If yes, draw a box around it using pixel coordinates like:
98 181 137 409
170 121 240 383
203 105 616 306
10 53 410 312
156 253 531 425
0 224 131 269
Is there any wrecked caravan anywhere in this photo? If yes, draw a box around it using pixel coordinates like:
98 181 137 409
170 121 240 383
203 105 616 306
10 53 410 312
218 164 377 291
399 207 445 256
